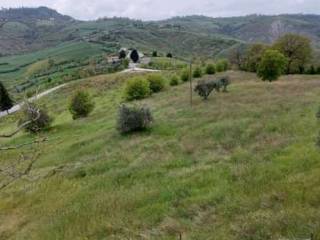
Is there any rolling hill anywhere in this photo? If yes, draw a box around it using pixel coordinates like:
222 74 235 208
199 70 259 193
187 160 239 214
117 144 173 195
1 8 320 57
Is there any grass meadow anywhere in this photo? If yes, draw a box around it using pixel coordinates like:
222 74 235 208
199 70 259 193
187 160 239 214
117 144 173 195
1 71 320 239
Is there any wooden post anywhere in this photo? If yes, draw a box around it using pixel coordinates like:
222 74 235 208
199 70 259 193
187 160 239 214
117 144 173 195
189 59 193 107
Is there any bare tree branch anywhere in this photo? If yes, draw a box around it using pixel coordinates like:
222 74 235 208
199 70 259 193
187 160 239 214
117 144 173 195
0 103 40 138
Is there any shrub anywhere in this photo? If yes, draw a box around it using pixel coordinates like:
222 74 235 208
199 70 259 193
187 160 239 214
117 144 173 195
257 50 287 82
147 74 166 93
181 69 191 82
19 103 52 133
152 51 158 57
193 66 203 78
117 104 153 134
125 77 151 101
167 53 173 58
69 90 95 119
119 49 126 59
216 59 229 72
170 75 179 86
206 64 216 75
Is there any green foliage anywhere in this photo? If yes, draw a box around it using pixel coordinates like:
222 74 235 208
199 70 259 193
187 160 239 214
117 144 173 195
117 104 153 134
181 69 191 82
170 75 179 86
215 59 229 72
205 63 216 75
193 66 203 78
152 51 158 57
69 90 95 120
273 33 312 74
308 65 316 75
19 103 52 133
124 77 151 101
119 50 126 59
166 53 173 58
147 74 166 93
257 50 287 82
0 81 13 112
122 59 129 68
144 57 187 70
245 43 268 72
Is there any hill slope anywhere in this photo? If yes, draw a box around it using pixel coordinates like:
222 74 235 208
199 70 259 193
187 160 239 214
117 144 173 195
1 71 320 239
1 8 320 56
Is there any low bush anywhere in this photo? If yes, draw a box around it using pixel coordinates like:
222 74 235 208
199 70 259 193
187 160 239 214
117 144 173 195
69 90 95 119
181 69 191 82
216 59 229 72
193 66 203 78
117 104 153 134
206 64 216 75
19 103 53 133
124 77 151 101
147 74 166 93
170 75 179 86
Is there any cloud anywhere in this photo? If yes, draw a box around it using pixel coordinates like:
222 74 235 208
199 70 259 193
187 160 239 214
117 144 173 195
1 0 320 20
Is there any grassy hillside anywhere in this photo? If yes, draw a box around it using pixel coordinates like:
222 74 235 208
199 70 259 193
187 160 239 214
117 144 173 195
1 71 320 239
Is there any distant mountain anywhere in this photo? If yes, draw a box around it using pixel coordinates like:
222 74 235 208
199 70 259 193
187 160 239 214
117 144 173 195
162 14 320 45
0 7 75 55
0 7 320 58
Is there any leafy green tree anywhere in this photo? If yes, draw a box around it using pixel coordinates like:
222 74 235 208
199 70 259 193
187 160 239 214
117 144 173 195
257 50 287 82
130 49 139 63
205 64 216 75
69 90 95 119
308 65 316 75
152 51 158 57
0 81 13 113
273 34 312 74
170 75 179 86
216 59 229 72
193 66 203 78
181 69 191 82
245 43 268 72
166 53 173 58
125 77 151 101
147 74 166 93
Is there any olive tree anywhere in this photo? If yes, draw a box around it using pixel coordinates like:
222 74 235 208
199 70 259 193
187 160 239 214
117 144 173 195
257 50 287 82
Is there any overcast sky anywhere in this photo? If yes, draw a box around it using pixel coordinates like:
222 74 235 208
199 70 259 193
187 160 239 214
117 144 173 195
1 0 320 20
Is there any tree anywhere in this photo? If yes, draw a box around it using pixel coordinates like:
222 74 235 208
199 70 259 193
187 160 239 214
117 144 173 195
152 51 158 57
193 66 203 78
245 43 268 72
119 49 127 59
69 90 95 119
205 64 216 75
166 53 173 58
130 49 139 63
0 81 13 113
257 50 287 82
228 44 248 70
273 34 312 74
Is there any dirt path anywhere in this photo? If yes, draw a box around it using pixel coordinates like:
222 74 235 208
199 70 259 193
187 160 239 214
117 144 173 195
0 84 67 118
0 65 159 119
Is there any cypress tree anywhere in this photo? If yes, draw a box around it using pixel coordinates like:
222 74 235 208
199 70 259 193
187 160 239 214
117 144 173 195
130 49 139 63
0 81 14 113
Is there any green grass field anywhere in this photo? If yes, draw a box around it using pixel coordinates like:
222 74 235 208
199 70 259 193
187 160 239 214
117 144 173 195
1 71 320 239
